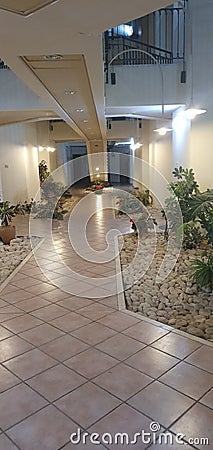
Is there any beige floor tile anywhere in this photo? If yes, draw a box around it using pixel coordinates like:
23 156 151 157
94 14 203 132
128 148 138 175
97 311 140 331
77 303 114 320
0 290 35 304
40 334 89 361
7 405 77 450
0 434 19 449
0 305 24 322
199 388 213 409
128 381 194 428
0 325 12 341
171 403 213 449
0 335 33 362
93 362 153 400
159 361 213 399
55 382 121 428
122 321 169 344
0 366 20 393
50 312 91 332
96 333 146 360
71 322 117 345
24 283 57 296
65 348 118 379
31 304 68 321
0 384 47 430
27 364 86 401
126 346 179 378
4 349 56 380
57 296 93 310
88 403 159 450
15 296 50 312
19 323 65 346
3 315 43 333
152 332 202 359
185 346 213 373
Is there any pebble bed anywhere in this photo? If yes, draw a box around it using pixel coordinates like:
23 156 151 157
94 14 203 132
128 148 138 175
120 233 213 342
0 236 41 285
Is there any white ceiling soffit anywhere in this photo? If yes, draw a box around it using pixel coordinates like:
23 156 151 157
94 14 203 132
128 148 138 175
0 110 58 126
0 0 58 16
22 54 102 141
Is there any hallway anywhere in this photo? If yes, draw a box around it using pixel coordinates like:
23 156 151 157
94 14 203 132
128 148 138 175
0 189 212 449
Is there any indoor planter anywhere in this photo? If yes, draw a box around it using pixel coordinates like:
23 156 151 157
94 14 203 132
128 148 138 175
0 202 22 244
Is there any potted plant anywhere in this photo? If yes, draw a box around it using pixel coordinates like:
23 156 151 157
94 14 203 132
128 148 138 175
0 201 23 244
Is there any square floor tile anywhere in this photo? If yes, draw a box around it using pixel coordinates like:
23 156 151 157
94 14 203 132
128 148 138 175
0 384 47 430
0 366 20 393
31 304 68 321
50 312 91 332
159 361 213 400
0 336 33 362
125 347 179 378
96 333 146 360
27 364 86 401
65 348 118 379
0 290 35 304
15 297 50 312
71 322 117 345
199 389 213 409
185 346 213 373
7 405 78 450
39 289 71 302
4 349 56 380
122 321 169 344
3 315 43 333
152 332 202 359
148 443 194 450
99 296 118 309
0 434 19 449
171 403 213 449
24 283 57 296
19 323 65 346
88 404 161 450
77 303 114 320
11 277 41 289
93 363 153 400
0 326 12 341
57 296 93 311
55 382 121 428
97 311 140 331
128 381 194 428
40 334 89 361
0 305 24 322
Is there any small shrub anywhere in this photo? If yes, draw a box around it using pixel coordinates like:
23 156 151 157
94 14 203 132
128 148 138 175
191 253 213 291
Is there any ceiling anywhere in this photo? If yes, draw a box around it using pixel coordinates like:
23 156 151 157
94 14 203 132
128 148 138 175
0 0 172 146
0 110 58 127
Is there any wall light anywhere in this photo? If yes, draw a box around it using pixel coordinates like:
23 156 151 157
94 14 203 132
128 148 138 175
154 127 172 136
181 108 206 120
96 167 100 171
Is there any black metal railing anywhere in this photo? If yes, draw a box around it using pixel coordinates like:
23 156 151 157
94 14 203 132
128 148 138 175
105 3 186 82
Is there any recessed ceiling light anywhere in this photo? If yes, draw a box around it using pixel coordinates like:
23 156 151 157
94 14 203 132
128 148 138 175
76 108 84 113
64 90 76 95
44 55 62 61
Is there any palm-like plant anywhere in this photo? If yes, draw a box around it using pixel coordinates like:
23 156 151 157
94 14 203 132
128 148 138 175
0 202 23 226
191 253 213 291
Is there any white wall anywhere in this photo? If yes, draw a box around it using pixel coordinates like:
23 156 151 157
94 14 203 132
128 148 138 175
0 123 40 203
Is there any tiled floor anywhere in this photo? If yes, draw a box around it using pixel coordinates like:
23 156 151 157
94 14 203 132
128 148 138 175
0 189 212 449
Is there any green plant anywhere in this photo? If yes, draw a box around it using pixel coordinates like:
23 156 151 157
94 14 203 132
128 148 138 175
0 201 24 226
132 189 153 207
38 160 50 184
191 252 213 291
177 220 203 250
168 166 200 223
130 214 157 236
188 189 213 245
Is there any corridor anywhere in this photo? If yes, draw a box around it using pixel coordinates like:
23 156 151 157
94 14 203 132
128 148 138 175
0 189 212 449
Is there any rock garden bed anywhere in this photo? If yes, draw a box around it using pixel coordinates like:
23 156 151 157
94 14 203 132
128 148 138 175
120 232 213 342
